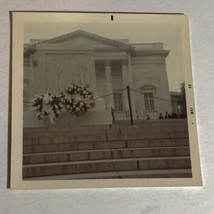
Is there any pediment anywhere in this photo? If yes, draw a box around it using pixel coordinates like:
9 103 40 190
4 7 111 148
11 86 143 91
41 30 132 50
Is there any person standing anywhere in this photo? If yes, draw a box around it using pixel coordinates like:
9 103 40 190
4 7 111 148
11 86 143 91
111 106 115 121
159 113 164 119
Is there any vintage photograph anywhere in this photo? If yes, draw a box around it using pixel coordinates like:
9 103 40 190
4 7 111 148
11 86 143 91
10 12 202 188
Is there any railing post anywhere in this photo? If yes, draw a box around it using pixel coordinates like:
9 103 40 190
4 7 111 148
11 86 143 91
126 85 134 125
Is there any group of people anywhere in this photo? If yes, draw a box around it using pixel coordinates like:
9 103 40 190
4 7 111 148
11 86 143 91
111 106 182 121
146 112 179 120
158 112 179 119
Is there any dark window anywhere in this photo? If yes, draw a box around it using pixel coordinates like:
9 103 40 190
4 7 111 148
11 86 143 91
114 93 123 111
144 93 155 111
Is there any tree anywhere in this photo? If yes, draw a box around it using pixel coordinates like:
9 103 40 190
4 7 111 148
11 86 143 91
180 82 187 117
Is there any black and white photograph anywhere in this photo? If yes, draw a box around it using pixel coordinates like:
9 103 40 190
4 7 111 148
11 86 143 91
10 12 202 189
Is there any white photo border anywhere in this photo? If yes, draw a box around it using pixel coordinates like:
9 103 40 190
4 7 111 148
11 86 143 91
10 11 202 189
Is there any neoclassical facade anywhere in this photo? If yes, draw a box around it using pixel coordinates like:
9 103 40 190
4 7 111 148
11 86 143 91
24 30 172 126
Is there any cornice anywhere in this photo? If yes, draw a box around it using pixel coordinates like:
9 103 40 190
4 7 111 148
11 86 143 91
24 45 36 57
132 50 170 57
95 47 133 53
46 30 132 49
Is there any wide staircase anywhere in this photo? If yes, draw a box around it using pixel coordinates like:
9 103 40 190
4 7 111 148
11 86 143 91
23 119 192 179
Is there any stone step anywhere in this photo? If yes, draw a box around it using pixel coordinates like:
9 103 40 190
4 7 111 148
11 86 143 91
107 131 188 141
23 119 187 132
23 124 188 134
23 129 189 145
23 146 190 165
23 125 188 139
23 156 191 178
24 124 112 133
23 138 189 154
23 129 121 139
23 119 188 139
24 168 192 180
112 118 188 126
24 134 108 145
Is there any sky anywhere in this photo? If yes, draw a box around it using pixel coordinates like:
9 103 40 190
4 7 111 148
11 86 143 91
24 22 185 92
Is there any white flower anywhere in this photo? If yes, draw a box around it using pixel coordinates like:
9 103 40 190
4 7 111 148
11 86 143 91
36 112 41 117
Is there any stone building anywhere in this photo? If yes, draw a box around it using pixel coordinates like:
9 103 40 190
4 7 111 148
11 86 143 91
24 30 173 127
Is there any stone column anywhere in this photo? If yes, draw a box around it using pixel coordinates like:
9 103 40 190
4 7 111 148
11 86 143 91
122 60 129 110
86 52 98 96
87 53 106 111
29 53 35 99
105 60 114 108
35 52 47 94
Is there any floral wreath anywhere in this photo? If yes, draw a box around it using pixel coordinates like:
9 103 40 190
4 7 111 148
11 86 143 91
31 84 95 123
31 93 63 124
60 84 95 116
